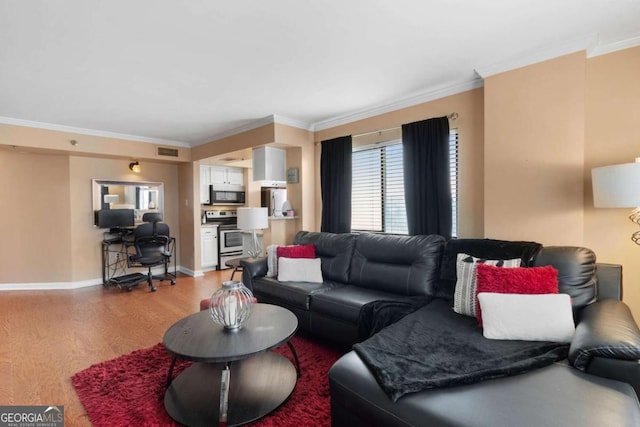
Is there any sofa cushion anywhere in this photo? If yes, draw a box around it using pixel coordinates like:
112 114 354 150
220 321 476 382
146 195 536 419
293 231 357 283
349 233 445 296
533 246 597 311
251 276 343 310
436 238 543 300
310 285 420 324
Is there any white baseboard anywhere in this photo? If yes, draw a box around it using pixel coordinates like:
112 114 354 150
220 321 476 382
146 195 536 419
180 267 204 277
0 278 103 291
0 265 193 290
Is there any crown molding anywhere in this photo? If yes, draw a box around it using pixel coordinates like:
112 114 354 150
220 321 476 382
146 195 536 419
474 34 596 78
588 32 640 57
195 114 314 146
0 116 191 148
272 114 313 131
312 78 484 132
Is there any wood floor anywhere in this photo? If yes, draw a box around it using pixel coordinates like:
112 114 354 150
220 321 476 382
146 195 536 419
0 270 234 426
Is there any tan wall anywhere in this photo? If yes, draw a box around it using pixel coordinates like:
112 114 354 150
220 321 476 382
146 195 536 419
192 124 275 160
0 149 72 283
584 46 640 317
0 145 180 285
275 124 316 233
313 88 485 237
178 162 197 273
484 52 586 246
70 156 180 281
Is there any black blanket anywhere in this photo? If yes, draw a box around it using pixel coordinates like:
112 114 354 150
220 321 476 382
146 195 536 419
353 299 569 402
357 296 433 341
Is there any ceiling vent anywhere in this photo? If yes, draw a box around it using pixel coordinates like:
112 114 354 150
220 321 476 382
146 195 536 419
157 146 179 157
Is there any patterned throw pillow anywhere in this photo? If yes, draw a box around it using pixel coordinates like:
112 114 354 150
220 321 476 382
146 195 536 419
453 253 521 317
266 244 279 277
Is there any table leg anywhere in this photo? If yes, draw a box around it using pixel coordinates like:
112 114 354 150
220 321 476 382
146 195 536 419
166 356 177 387
219 363 231 426
286 341 301 378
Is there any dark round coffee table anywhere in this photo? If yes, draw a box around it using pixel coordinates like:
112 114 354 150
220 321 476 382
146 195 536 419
163 303 299 427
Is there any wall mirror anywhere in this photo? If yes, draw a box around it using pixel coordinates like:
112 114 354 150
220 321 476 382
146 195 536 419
92 179 164 225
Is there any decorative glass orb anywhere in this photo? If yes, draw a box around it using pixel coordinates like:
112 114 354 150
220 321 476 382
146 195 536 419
209 280 254 330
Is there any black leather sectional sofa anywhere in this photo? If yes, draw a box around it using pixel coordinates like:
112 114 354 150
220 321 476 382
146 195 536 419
241 231 640 426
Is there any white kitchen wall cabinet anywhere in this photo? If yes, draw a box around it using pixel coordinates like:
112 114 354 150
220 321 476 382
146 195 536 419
200 165 212 204
211 166 244 186
252 146 286 182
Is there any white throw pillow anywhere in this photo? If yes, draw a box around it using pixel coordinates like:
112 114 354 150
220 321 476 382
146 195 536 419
266 244 279 277
453 254 521 317
478 293 575 342
278 257 323 283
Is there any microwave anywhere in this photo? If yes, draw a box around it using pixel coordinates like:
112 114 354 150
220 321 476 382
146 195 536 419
209 184 246 205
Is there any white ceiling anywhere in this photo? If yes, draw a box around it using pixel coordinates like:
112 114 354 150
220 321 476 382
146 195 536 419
1 0 639 147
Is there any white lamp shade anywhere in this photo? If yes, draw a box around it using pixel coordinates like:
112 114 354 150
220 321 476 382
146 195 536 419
237 207 269 230
592 162 640 208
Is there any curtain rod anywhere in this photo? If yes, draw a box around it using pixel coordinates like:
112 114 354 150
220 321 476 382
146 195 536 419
351 112 458 139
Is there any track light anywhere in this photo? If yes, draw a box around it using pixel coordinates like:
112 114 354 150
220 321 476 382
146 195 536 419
129 161 141 173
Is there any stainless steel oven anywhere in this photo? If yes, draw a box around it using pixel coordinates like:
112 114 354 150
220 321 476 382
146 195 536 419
218 225 243 268
219 227 243 254
204 209 244 269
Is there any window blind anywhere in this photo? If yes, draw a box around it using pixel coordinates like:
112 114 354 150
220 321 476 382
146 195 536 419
450 129 459 237
352 148 383 232
351 128 458 236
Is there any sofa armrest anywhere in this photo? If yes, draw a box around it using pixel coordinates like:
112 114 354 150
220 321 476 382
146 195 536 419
240 257 268 292
586 356 640 397
569 299 640 372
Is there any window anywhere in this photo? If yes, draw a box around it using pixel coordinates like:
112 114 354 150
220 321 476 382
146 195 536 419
351 129 458 236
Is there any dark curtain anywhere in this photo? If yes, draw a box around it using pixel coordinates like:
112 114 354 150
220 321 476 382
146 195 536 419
402 116 452 238
320 135 352 233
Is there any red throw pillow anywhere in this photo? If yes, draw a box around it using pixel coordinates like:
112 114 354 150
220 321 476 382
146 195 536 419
475 264 559 326
277 243 316 259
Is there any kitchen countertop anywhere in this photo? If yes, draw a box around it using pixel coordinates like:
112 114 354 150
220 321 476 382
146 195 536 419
268 216 298 220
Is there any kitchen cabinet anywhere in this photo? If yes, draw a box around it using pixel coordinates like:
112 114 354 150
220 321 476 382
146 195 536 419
201 226 219 269
200 166 244 204
200 165 212 204
253 146 286 182
211 166 244 186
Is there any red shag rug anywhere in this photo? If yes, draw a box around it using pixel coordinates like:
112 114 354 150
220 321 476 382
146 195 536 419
72 335 343 426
